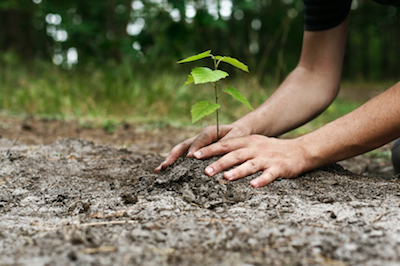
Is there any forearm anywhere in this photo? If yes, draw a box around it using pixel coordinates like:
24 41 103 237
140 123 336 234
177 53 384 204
233 66 340 137
233 18 349 137
299 81 400 171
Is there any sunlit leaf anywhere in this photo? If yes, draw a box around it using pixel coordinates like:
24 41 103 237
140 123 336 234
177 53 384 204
191 67 229 84
191 101 220 123
223 86 254 111
215 56 249 72
185 74 194 85
178 50 211 64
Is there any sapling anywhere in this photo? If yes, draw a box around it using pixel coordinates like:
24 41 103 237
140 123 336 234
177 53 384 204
178 50 254 140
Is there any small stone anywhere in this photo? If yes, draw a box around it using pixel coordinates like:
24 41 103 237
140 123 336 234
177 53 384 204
121 192 138 205
67 251 78 261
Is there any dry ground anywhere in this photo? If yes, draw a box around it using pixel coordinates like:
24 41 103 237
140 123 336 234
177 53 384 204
1 116 400 266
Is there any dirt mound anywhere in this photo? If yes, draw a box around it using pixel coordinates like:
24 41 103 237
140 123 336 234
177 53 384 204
143 157 351 209
1 138 400 266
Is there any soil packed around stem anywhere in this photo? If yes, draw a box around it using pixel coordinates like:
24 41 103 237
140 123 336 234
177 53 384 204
1 135 400 266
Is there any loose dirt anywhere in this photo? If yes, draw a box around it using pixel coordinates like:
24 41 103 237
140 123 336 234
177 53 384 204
1 116 399 266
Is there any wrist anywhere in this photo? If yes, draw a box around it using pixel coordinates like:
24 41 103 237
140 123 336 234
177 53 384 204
232 111 270 136
231 116 257 136
295 133 331 173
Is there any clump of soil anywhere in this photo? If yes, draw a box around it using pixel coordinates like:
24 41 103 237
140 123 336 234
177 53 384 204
1 136 400 266
142 157 355 209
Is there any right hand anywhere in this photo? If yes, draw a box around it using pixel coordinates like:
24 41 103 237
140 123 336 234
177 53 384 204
155 124 251 172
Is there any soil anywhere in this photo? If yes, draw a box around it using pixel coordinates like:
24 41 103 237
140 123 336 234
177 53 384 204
1 116 400 266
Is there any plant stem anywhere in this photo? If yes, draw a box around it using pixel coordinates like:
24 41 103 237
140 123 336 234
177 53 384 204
213 82 219 141
211 54 225 142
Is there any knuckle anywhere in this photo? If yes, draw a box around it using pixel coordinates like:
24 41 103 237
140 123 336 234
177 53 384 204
203 126 216 137
248 160 258 171
198 130 213 142
219 139 230 149
232 151 243 161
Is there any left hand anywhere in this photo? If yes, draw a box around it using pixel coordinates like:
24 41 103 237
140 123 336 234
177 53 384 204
193 135 309 187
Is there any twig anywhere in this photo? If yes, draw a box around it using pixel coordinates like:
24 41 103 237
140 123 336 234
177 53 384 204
91 206 139 219
78 220 139 227
136 174 158 179
309 253 348 266
78 246 117 254
196 218 233 224
83 166 114 171
45 220 139 231
147 247 175 255
307 223 333 229
6 137 19 157
370 211 390 223
7 161 16 173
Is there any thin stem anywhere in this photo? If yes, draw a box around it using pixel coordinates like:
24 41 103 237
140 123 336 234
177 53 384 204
211 55 221 142
217 91 227 99
210 54 217 69
215 56 225 69
213 82 219 141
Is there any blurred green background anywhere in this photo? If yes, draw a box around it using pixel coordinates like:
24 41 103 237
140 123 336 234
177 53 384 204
0 0 399 132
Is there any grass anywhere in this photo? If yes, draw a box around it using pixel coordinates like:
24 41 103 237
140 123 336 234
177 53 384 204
287 98 363 136
0 53 390 136
0 54 267 126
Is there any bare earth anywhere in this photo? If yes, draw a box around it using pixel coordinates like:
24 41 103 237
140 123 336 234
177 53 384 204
1 116 399 266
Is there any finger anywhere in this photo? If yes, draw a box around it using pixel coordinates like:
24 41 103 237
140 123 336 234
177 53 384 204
218 127 243 142
155 138 195 172
204 148 253 177
223 159 261 181
194 136 251 160
187 126 237 157
187 126 217 157
250 169 278 188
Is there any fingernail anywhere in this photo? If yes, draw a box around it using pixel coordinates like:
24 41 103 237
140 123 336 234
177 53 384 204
194 151 202 158
205 166 214 176
187 151 193 157
224 172 233 180
250 180 259 188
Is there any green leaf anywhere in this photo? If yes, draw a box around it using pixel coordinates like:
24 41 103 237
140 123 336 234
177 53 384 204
191 67 229 84
215 56 249 72
178 50 211 64
185 74 194 85
191 101 221 123
223 86 254 111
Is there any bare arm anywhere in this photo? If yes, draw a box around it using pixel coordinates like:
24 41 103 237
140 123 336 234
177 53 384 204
300 81 400 171
235 16 349 136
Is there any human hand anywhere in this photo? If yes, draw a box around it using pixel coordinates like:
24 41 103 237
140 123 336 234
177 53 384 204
192 135 309 187
155 124 251 172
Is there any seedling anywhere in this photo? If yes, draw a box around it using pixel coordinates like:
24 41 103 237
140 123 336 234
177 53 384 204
178 50 254 140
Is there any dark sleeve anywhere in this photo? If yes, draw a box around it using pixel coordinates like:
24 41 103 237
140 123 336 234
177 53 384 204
373 0 400 6
303 0 352 31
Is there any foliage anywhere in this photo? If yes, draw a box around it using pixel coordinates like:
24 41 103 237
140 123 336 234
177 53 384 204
191 101 221 124
0 1 398 81
0 54 259 124
0 54 374 136
101 119 118 134
178 50 253 139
